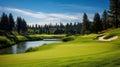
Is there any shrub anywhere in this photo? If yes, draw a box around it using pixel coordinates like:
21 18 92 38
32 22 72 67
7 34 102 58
0 36 12 44
62 37 74 42
66 34 72 37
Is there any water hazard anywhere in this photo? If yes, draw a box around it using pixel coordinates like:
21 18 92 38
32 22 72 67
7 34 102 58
0 39 62 55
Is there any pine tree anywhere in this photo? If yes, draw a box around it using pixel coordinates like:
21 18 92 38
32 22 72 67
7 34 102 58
109 0 120 28
0 13 9 32
93 13 103 33
81 13 90 34
22 19 28 33
16 17 22 34
16 17 28 34
102 10 109 30
77 23 82 34
65 23 69 34
9 13 15 32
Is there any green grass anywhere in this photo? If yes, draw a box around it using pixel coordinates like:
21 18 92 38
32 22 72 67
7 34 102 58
14 34 65 41
62 36 75 42
0 34 65 48
104 28 120 39
0 36 15 46
29 34 66 38
0 29 120 67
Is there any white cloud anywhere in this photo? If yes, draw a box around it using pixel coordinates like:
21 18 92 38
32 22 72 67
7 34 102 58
49 13 78 20
59 4 101 11
6 8 47 19
0 7 94 25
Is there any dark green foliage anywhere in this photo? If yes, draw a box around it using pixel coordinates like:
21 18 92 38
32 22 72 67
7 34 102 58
0 13 27 35
16 17 28 34
54 28 64 34
81 13 91 34
109 0 120 28
22 19 28 32
16 17 22 34
0 36 16 48
9 13 15 32
102 10 109 30
28 22 82 35
0 13 9 33
24 35 42 41
93 13 103 33
0 38 11 45
62 37 74 42
0 13 15 34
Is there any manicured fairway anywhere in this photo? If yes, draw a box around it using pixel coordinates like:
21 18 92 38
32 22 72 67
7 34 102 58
0 29 120 67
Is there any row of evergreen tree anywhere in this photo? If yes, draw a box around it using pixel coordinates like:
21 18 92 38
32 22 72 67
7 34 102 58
109 0 120 28
0 13 27 35
82 11 109 34
27 10 111 35
0 13 15 33
0 0 120 35
28 22 82 34
78 0 120 34
27 0 120 35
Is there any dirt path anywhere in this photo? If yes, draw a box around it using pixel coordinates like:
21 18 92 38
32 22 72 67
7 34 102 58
98 35 118 41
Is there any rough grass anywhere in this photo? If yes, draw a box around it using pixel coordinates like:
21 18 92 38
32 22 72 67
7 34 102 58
16 34 65 41
62 36 75 42
0 34 65 48
0 36 15 47
104 28 120 39
0 29 120 67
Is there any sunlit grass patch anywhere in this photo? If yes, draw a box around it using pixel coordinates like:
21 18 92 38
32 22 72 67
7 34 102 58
0 29 120 67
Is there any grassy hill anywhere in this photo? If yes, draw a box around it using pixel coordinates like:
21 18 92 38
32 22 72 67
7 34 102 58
0 28 120 67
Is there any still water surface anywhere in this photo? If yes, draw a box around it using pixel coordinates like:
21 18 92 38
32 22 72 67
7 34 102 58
0 39 62 55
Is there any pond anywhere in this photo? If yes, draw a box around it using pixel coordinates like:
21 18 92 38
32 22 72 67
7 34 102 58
0 39 62 55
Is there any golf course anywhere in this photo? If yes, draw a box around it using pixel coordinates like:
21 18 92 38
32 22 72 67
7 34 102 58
0 28 120 67
0 0 120 67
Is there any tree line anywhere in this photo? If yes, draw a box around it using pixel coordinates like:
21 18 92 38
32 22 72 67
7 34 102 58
29 0 120 35
0 13 27 35
27 11 110 35
27 22 82 34
0 0 120 35
81 0 120 34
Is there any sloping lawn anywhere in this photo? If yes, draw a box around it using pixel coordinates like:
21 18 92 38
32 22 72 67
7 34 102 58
0 29 120 67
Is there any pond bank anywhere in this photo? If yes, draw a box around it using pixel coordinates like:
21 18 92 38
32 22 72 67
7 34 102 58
0 39 62 54
0 34 65 49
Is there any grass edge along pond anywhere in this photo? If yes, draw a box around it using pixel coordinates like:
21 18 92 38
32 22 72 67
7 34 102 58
0 34 65 48
0 28 120 67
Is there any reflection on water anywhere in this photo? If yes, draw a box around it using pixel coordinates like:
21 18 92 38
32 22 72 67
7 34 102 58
0 39 62 55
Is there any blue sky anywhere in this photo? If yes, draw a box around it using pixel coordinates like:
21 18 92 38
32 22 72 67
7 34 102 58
0 0 109 25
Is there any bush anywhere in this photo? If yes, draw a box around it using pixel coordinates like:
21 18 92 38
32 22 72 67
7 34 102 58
0 36 12 44
66 34 72 37
62 37 74 42
25 35 43 41
0 36 16 48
